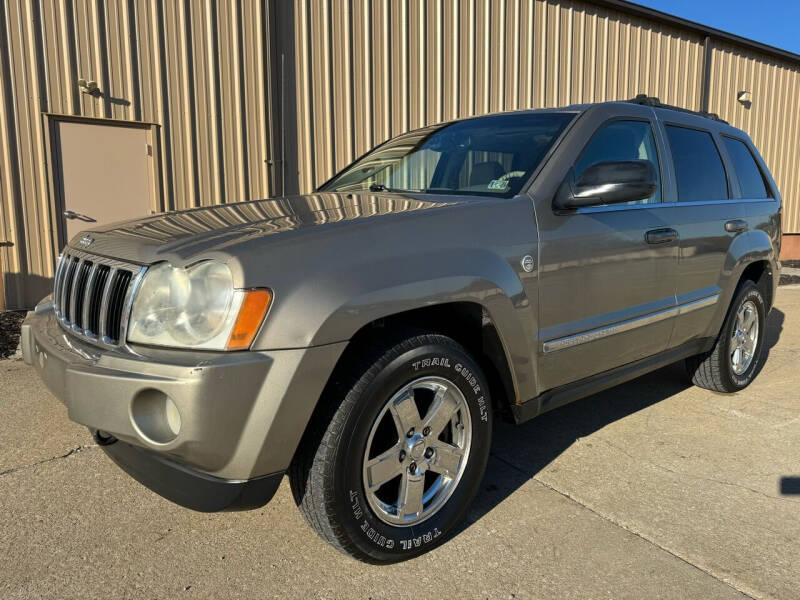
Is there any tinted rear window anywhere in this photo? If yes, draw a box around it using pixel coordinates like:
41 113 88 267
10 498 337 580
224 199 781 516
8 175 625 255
665 125 728 202
723 137 769 199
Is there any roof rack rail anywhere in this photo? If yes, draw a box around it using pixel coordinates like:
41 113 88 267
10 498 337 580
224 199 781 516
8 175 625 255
625 94 728 124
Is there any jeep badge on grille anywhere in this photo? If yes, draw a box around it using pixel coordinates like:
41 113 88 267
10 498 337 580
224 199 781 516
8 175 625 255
79 235 94 247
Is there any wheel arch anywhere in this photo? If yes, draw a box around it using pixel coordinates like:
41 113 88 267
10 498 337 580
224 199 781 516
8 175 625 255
738 259 775 311
321 302 521 423
710 229 778 337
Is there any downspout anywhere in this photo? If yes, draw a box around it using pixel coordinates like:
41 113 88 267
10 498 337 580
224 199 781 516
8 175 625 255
280 52 286 198
700 36 713 114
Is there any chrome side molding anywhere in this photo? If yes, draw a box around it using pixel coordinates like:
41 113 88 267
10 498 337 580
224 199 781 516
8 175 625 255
542 294 719 353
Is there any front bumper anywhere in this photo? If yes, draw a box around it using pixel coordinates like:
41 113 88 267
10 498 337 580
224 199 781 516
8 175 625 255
94 430 283 511
21 303 347 509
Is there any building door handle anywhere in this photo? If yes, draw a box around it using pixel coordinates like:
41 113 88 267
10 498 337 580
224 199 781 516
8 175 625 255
63 210 97 223
724 219 748 233
645 228 678 244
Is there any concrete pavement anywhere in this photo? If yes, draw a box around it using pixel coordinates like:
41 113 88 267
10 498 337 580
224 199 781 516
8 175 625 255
1 289 799 599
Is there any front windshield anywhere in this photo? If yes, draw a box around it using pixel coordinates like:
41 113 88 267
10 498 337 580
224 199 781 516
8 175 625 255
321 112 576 197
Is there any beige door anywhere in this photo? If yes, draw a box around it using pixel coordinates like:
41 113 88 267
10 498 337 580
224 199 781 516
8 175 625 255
55 120 154 241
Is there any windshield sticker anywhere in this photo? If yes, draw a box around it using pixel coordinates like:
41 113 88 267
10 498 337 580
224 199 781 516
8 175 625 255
487 179 508 190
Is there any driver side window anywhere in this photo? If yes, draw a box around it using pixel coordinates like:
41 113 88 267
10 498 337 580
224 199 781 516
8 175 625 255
575 120 662 205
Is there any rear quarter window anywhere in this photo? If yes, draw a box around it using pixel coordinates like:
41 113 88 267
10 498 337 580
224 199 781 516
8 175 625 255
665 125 729 202
722 136 770 199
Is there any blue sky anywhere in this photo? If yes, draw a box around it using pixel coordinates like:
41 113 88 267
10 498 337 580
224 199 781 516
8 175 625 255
633 0 800 55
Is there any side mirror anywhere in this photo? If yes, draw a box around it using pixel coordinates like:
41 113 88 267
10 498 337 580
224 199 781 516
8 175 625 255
553 160 657 210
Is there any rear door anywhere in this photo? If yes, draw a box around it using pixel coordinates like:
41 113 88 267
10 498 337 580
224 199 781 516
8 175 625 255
720 134 779 266
531 104 679 393
652 112 748 348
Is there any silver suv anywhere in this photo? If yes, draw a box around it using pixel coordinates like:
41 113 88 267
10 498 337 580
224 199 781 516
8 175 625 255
22 97 781 563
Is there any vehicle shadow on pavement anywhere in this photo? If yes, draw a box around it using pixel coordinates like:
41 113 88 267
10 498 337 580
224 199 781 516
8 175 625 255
754 305 784 379
462 307 786 529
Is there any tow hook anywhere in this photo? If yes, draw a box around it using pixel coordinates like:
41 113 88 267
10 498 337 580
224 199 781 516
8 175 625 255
91 429 117 446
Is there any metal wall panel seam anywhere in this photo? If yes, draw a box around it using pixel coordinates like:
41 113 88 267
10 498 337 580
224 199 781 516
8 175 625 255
0 0 22 301
26 0 56 275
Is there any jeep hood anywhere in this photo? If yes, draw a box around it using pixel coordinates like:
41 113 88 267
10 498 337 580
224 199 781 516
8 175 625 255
68 192 456 264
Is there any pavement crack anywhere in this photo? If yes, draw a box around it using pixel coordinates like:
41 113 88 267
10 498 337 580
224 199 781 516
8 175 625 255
491 453 758 600
153 527 174 543
0 444 98 478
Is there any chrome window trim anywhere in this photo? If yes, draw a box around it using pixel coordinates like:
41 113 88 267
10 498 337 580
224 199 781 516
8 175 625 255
542 294 719 353
574 197 774 214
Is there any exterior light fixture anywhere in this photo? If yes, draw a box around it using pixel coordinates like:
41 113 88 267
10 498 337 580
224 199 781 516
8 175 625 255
78 78 98 94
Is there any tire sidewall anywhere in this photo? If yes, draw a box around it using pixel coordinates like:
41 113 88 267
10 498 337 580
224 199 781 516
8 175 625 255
334 341 492 563
722 283 766 389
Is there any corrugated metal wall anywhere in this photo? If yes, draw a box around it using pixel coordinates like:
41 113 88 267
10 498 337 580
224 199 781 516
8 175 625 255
291 0 706 192
0 0 281 307
2 0 799 308
707 42 800 233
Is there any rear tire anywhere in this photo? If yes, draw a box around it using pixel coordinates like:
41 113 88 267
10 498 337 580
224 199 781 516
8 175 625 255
289 331 492 563
685 280 766 393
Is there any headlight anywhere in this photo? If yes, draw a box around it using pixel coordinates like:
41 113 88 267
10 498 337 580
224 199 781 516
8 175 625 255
127 261 271 350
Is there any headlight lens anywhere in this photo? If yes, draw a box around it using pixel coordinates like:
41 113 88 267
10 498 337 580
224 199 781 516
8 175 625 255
128 261 270 350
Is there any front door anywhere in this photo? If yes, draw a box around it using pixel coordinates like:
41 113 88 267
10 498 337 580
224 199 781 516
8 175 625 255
53 119 155 242
534 114 678 393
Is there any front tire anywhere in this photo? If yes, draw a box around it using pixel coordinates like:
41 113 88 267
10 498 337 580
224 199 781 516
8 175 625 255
685 280 766 392
289 331 492 563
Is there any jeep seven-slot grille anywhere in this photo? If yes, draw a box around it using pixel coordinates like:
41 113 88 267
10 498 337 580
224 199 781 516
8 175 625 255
53 250 143 346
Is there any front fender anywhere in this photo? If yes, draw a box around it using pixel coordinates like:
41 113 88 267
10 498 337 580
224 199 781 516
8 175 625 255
254 246 537 403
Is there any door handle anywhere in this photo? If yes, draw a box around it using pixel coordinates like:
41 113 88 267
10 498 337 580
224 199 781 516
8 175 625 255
724 219 748 233
645 228 678 244
63 210 97 223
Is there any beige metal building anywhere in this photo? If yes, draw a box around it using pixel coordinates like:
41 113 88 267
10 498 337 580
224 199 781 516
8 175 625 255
2 0 799 309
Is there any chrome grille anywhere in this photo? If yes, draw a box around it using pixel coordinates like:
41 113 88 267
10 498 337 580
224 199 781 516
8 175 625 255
53 249 145 347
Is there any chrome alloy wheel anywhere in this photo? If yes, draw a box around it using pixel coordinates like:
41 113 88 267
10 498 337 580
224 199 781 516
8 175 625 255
730 299 759 375
362 376 472 527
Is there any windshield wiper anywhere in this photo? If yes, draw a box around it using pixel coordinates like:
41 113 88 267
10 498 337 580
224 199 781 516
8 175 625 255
367 183 426 194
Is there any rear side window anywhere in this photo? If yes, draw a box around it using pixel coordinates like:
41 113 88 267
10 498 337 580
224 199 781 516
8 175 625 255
723 137 769 198
665 125 728 202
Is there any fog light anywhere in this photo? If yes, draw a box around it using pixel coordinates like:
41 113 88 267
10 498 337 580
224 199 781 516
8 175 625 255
131 389 182 444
